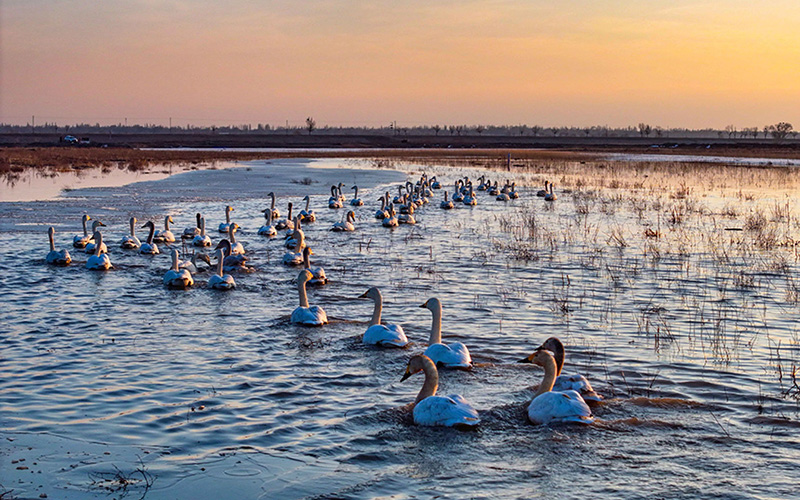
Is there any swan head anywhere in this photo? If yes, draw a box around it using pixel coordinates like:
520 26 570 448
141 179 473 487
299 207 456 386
196 253 212 264
142 221 155 230
297 269 313 284
358 286 381 301
165 215 174 224
91 220 106 231
213 248 225 261
82 214 91 223
518 348 556 366
48 226 55 238
228 222 240 233
401 354 434 381
538 337 564 357
419 297 442 311
215 238 232 255
225 205 233 214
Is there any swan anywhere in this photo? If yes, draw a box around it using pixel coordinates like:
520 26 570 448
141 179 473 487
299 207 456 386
337 182 346 202
328 185 343 209
139 221 160 255
496 190 511 202
302 247 328 285
83 221 108 254
291 269 328 326
537 337 603 402
216 239 248 270
179 252 211 273
285 217 306 251
85 231 112 270
536 181 549 197
477 175 488 191
462 183 477 206
430 176 441 189
163 249 194 289
298 195 316 223
350 186 364 206
382 204 399 228
219 205 234 233
488 181 500 196
401 354 480 428
331 210 356 232
192 217 212 247
226 223 245 255
72 214 93 248
265 192 280 219
258 207 278 237
46 227 71 266
440 191 454 209
208 248 236 290
274 203 295 230
420 298 472 369
153 215 176 243
509 182 519 199
182 213 202 239
120 217 141 249
393 185 405 205
518 349 594 425
544 183 557 202
359 287 409 347
451 181 465 202
374 196 389 219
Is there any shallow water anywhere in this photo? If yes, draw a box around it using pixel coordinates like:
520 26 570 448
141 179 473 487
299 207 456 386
2 158 799 499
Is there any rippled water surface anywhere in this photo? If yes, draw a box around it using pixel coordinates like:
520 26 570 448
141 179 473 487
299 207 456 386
2 158 800 499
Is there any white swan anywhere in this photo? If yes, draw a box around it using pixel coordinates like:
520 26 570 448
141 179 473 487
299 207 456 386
544 183 557 202
208 248 236 290
519 349 594 425
139 221 160 255
463 183 477 206
258 207 278 237
538 337 603 402
192 217 212 247
83 221 108 254
153 215 176 243
219 205 234 233
487 181 500 196
536 181 549 197
430 176 442 189
451 181 465 202
274 203 295 231
509 182 519 199
331 210 356 232
375 195 389 219
359 287 409 347
328 185 343 209
46 227 71 266
179 252 211 273
302 247 328 285
164 249 194 289
85 231 112 270
401 354 480 428
120 217 141 249
440 191 454 210
285 217 306 251
382 204 399 227
182 213 202 240
298 195 316 223
477 175 488 191
420 298 472 369
337 182 347 202
73 214 93 248
266 192 280 219
350 186 364 206
226 223 245 255
291 269 328 326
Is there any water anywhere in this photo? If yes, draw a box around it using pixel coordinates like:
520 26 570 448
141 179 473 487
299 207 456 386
2 158 799 499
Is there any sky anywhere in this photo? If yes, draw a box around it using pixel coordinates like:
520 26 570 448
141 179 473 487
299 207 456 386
1 0 799 129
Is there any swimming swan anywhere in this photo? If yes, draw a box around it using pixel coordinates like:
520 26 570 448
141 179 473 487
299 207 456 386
544 183 557 202
208 248 236 290
85 231 112 270
266 192 280 219
284 217 306 251
382 204 399 228
331 210 356 232
215 238 248 270
359 287 409 347
153 215 176 243
440 191 454 209
401 354 480 428
183 213 202 240
73 214 93 248
518 349 594 425
537 337 603 402
258 207 278 237
139 221 160 255
420 298 472 369
192 217 212 247
298 195 316 223
274 203 295 231
164 249 194 289
120 217 141 249
84 221 107 254
227 222 245 255
375 196 389 219
219 205 234 233
46 227 71 266
302 247 328 285
328 185 343 209
291 269 328 326
350 186 364 206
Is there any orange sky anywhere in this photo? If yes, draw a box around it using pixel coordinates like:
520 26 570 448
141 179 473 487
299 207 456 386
2 1 799 129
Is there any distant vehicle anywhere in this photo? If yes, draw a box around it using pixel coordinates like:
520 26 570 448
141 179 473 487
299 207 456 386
79 137 91 145
62 135 78 144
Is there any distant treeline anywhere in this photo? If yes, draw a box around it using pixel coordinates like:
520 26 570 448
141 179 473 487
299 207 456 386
1 121 795 140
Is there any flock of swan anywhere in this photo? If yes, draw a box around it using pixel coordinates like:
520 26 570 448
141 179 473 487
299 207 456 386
43 173 598 428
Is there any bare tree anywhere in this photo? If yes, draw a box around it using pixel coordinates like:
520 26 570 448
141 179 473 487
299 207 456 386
725 125 736 138
432 125 441 136
306 117 316 134
475 125 485 135
530 125 542 137
638 123 652 137
768 122 793 140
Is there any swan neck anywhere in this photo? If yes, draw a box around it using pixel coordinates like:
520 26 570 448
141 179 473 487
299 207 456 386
130 219 135 237
428 302 443 344
164 216 171 230
171 251 179 271
534 356 558 397
48 230 55 251
370 293 382 326
147 223 155 244
414 358 439 406
82 217 88 237
298 278 309 308
552 344 565 376
305 197 310 211
94 233 103 256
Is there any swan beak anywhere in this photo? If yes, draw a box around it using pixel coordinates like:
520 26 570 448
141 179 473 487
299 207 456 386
418 302 427 308
358 291 367 299
400 371 411 382
517 357 533 364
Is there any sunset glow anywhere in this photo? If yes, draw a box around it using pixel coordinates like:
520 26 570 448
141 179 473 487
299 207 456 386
3 0 799 128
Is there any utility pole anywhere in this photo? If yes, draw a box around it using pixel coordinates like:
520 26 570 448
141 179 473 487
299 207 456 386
32 115 35 133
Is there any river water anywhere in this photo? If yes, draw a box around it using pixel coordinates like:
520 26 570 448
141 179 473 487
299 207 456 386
1 158 799 499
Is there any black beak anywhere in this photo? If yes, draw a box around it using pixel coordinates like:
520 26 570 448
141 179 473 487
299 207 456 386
418 303 426 308
517 357 532 364
400 372 411 382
